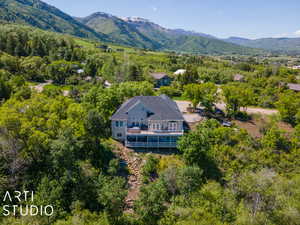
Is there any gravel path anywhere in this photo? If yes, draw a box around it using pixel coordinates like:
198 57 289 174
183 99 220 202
30 80 53 93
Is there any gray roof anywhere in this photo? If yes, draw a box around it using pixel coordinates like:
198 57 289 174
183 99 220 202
150 72 169 80
111 95 184 121
287 83 300 91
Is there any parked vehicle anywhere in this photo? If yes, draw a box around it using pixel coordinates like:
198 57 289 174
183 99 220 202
222 121 232 127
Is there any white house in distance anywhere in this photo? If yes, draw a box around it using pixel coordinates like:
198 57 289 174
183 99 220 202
174 69 186 75
286 83 300 92
290 65 300 70
233 74 245 82
111 95 184 148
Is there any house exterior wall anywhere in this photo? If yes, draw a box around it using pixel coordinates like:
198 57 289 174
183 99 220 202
112 119 184 146
111 120 127 141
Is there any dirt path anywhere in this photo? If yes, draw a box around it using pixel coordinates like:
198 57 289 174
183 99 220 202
112 141 144 213
30 80 53 93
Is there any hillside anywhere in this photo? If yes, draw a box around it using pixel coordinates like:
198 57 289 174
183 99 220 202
169 28 217 39
0 0 266 55
76 13 159 49
225 36 300 54
0 0 109 41
78 12 265 55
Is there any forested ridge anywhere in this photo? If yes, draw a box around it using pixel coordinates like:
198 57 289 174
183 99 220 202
76 12 265 55
0 0 266 55
0 0 108 41
0 23 300 225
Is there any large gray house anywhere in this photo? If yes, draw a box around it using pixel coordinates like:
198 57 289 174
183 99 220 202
111 95 184 148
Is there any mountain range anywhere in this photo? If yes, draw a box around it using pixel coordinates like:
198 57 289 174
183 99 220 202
74 12 265 55
223 37 300 54
0 0 299 55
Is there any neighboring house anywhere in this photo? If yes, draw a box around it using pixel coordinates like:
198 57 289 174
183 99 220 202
174 69 186 75
292 65 300 70
84 76 92 81
286 83 300 92
111 95 184 148
77 69 84 74
279 82 300 92
150 72 172 88
104 80 112 88
233 74 245 82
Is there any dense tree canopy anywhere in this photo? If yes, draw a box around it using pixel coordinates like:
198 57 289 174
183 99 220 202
0 22 300 225
184 82 219 111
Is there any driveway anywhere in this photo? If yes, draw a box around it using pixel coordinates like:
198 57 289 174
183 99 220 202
175 100 192 113
215 103 278 116
175 100 204 123
176 100 278 122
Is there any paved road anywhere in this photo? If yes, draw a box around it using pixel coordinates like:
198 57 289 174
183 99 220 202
215 103 278 116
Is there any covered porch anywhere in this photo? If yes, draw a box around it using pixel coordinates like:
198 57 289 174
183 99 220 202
125 134 181 148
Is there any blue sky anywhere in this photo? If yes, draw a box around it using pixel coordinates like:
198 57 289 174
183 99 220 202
43 0 300 39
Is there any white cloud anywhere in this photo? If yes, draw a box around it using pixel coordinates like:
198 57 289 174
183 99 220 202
272 30 300 38
273 33 290 38
295 30 300 37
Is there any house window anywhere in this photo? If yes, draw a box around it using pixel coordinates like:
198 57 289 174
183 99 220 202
171 136 179 143
117 133 122 137
150 123 161 130
127 136 137 142
137 136 147 142
169 122 178 131
149 136 158 143
133 121 140 127
116 121 124 127
159 136 170 143
156 123 160 130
